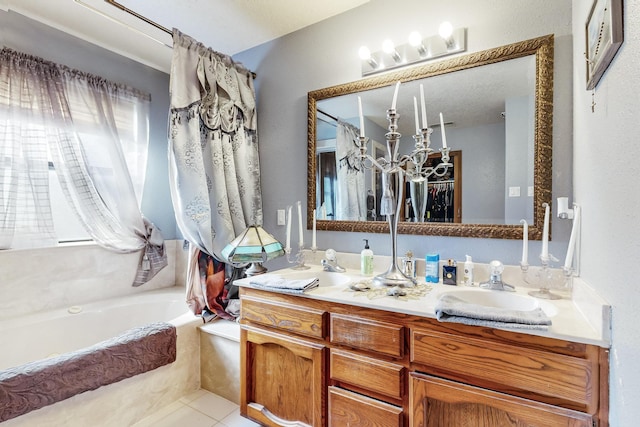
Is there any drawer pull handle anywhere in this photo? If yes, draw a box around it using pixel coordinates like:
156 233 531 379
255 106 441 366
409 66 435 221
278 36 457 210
248 402 311 427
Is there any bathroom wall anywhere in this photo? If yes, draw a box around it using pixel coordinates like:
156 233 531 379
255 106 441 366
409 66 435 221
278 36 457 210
572 1 640 425
233 0 573 268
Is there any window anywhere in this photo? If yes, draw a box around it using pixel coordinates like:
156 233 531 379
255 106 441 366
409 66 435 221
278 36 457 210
0 48 150 250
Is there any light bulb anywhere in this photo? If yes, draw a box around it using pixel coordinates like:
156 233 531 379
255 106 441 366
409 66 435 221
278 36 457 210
382 39 401 63
408 31 422 47
408 31 427 56
359 46 378 69
439 21 453 40
358 46 372 60
382 39 396 54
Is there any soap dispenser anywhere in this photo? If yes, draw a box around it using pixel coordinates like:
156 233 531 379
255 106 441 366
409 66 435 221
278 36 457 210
361 239 374 276
463 255 474 286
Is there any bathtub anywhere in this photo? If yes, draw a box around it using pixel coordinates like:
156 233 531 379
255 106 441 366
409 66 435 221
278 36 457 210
0 287 202 427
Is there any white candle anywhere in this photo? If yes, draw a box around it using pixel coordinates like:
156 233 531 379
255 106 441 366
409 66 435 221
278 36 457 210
564 205 580 270
358 96 365 137
413 96 420 135
297 201 303 247
439 112 447 148
520 219 528 265
285 205 292 251
420 84 428 128
312 209 317 249
541 202 550 261
391 81 401 110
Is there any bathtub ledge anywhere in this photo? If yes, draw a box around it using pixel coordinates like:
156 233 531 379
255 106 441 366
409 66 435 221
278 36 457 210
199 319 240 343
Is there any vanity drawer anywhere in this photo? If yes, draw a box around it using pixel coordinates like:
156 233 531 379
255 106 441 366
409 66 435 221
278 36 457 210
330 313 404 358
328 386 403 427
411 328 599 412
330 349 405 400
241 295 326 339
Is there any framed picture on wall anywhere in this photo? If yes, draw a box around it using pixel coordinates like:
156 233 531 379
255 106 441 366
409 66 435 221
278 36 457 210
585 0 624 90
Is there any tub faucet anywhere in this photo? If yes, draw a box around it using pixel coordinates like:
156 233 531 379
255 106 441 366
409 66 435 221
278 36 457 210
479 260 514 291
321 249 346 273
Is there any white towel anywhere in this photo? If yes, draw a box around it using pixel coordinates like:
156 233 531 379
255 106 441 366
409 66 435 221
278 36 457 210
434 294 552 330
249 274 319 294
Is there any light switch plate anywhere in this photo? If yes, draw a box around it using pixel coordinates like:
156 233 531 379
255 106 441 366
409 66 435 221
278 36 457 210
508 186 521 197
277 209 286 225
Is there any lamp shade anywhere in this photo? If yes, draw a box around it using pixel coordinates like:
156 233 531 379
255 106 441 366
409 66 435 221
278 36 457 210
221 225 285 264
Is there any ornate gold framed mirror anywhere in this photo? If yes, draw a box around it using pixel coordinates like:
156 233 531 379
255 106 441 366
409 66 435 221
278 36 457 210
307 34 553 240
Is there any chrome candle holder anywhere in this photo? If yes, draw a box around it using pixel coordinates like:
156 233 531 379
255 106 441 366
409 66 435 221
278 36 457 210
357 109 451 288
520 256 570 300
286 245 310 270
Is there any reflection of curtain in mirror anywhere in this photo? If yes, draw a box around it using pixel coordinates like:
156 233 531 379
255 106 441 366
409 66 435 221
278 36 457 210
168 30 261 315
335 120 366 220
316 151 336 219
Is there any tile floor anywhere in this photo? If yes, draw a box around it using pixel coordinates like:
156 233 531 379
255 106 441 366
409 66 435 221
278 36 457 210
133 389 260 427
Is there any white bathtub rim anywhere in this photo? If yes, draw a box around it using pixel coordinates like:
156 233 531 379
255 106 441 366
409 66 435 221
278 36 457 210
0 285 194 329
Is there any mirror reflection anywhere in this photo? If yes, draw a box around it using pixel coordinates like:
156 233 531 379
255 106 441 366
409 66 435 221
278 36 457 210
316 56 535 225
307 35 554 240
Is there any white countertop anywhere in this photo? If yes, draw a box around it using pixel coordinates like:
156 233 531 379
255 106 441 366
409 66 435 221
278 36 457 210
236 255 611 348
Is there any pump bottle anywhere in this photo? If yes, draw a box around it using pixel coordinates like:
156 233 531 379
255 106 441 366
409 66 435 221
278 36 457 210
361 239 374 276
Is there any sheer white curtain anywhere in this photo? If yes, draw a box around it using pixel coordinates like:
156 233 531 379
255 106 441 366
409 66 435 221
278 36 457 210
335 120 366 221
168 30 262 314
0 48 165 286
0 49 62 249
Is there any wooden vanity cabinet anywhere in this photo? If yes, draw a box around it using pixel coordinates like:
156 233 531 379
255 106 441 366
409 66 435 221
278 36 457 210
410 373 594 426
239 287 608 427
241 325 325 426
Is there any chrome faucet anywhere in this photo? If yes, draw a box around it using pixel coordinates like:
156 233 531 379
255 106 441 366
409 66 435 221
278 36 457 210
479 260 515 291
321 249 346 273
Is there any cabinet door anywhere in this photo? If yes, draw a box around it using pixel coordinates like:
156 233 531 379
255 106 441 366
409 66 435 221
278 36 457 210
241 325 325 427
410 373 594 427
328 386 403 427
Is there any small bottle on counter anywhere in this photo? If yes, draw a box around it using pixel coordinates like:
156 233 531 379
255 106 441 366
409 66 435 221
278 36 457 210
402 250 416 279
443 259 457 285
463 255 474 286
425 253 439 283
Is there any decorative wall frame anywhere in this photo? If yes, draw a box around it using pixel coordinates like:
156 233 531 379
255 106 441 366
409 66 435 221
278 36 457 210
585 0 624 90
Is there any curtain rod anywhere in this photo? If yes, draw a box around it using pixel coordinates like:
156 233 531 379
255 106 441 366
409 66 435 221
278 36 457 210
318 109 338 122
93 1 257 79
105 0 171 35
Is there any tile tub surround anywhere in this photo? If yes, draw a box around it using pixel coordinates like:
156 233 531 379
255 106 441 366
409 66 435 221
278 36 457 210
241 250 611 348
200 320 241 405
0 239 188 320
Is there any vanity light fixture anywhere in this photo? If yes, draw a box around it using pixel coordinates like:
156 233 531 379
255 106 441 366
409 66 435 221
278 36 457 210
359 22 467 76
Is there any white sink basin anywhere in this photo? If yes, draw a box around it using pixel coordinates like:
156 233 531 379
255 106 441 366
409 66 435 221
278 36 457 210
441 289 558 317
278 268 351 287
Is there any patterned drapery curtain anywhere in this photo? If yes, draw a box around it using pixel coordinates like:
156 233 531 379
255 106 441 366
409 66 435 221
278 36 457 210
168 30 262 315
335 120 366 221
0 48 166 286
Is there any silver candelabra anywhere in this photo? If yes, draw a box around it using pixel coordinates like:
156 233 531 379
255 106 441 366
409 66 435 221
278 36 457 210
357 107 451 288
